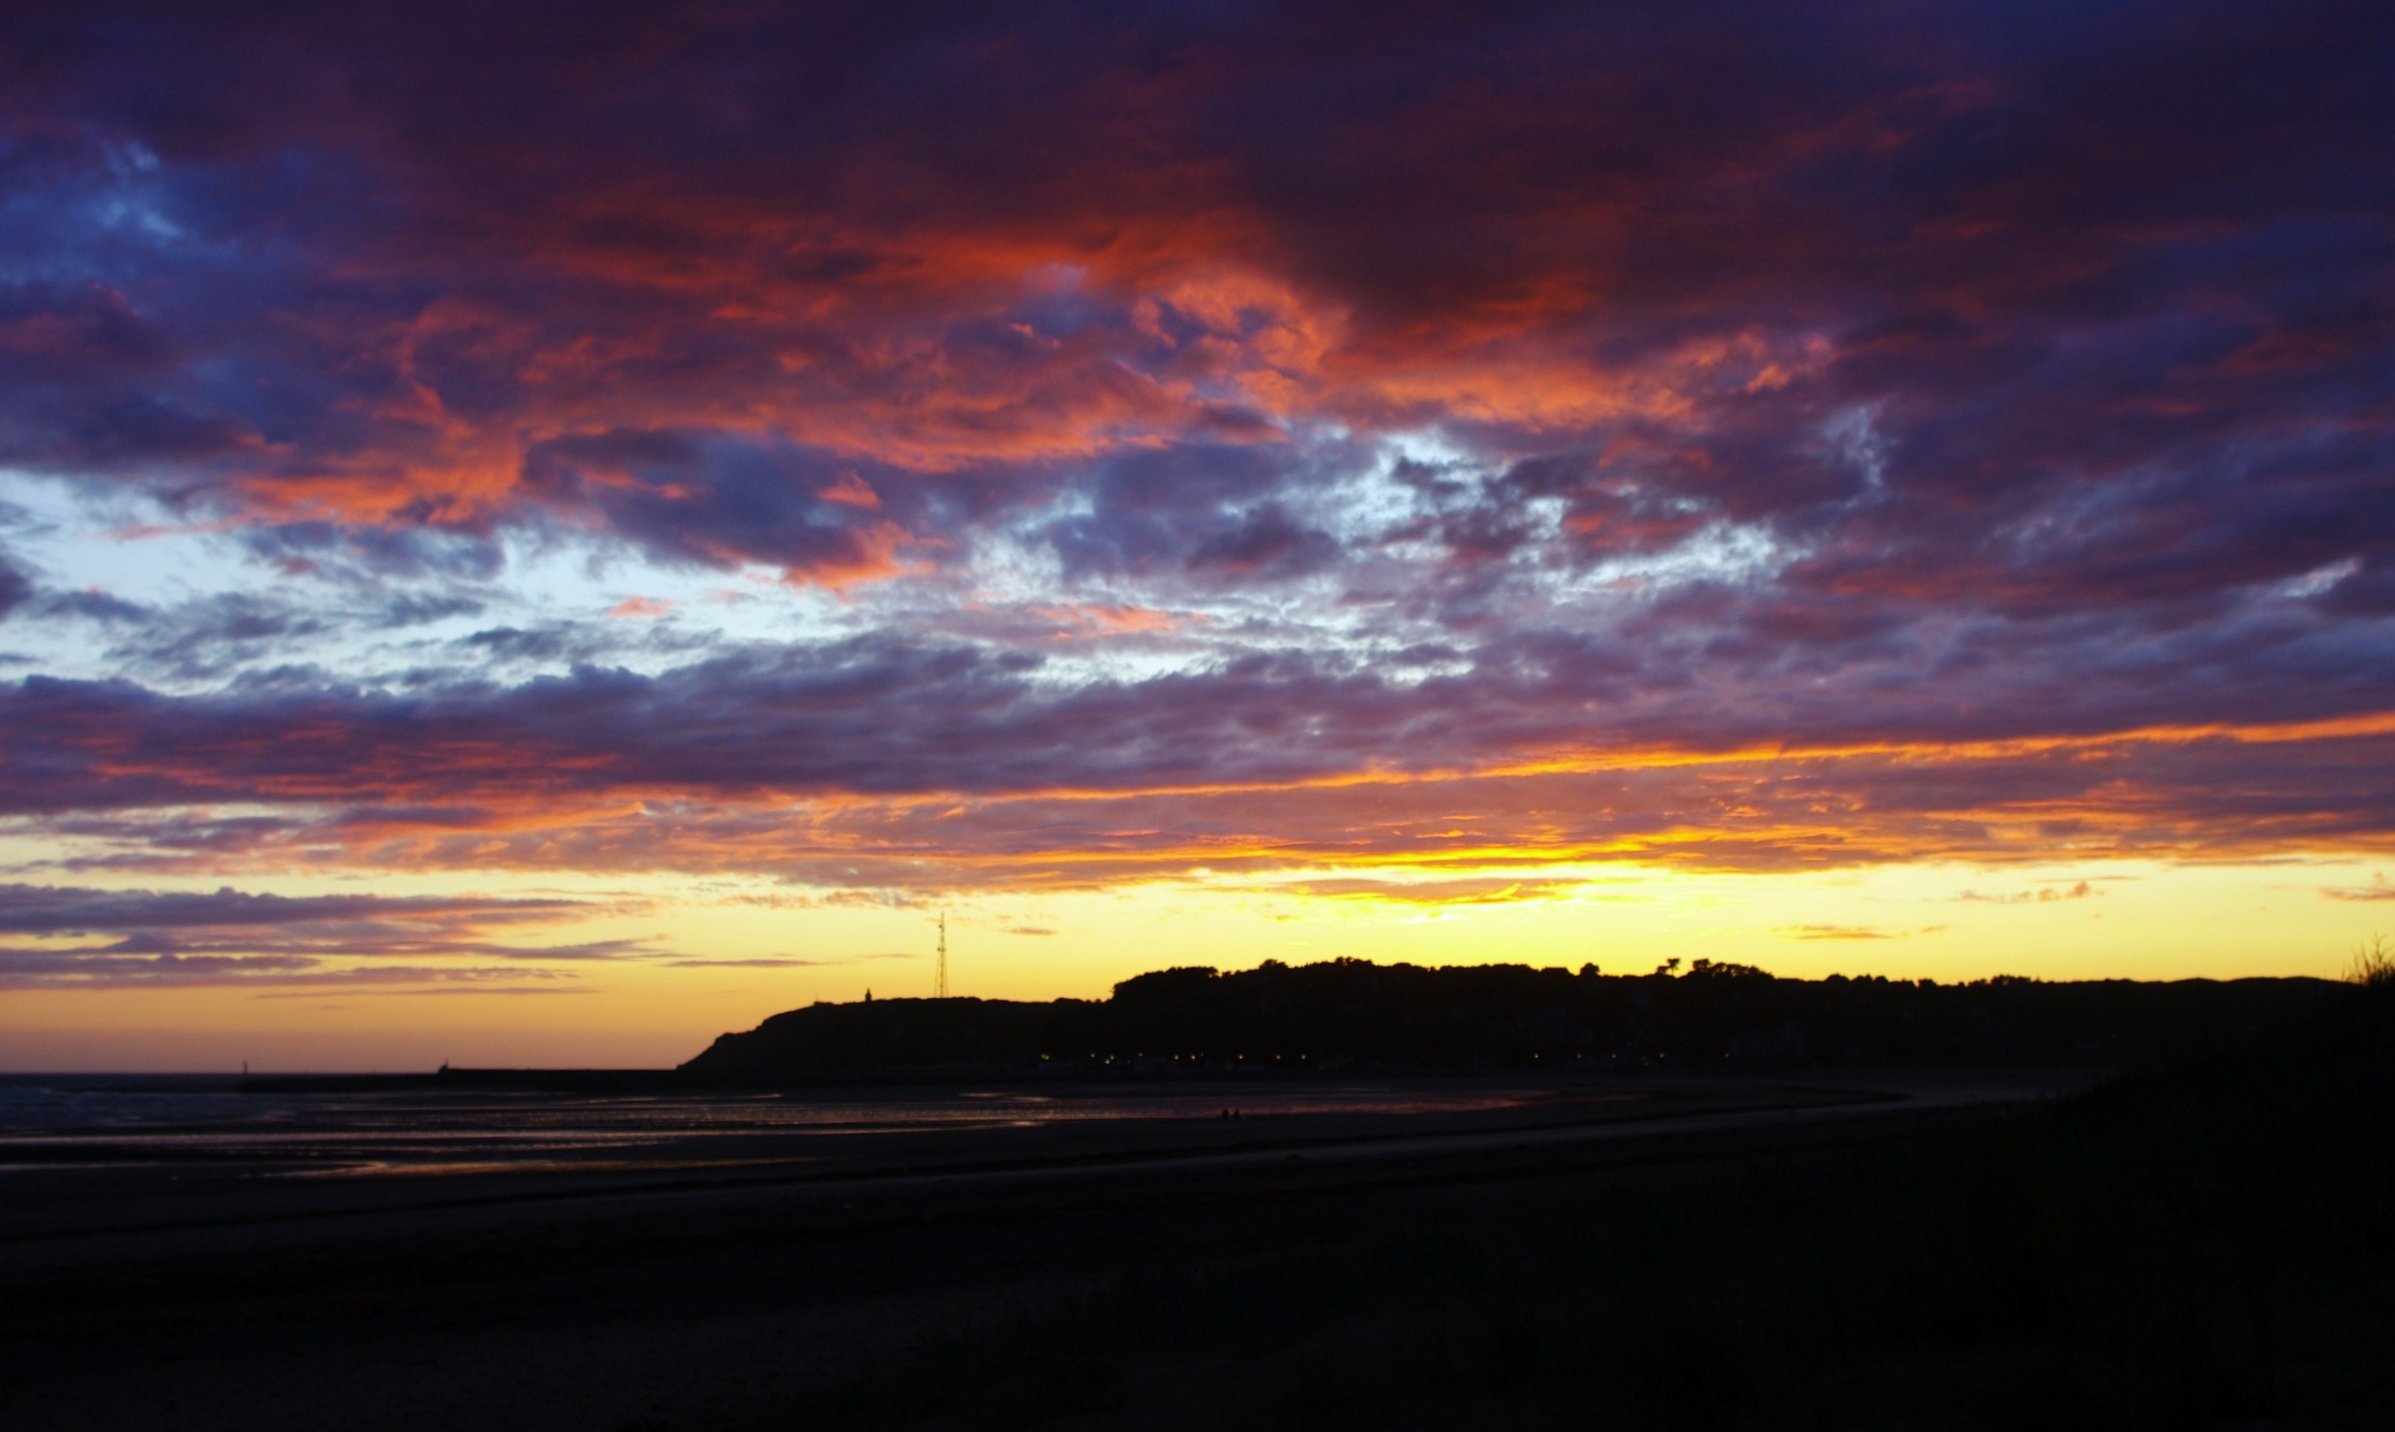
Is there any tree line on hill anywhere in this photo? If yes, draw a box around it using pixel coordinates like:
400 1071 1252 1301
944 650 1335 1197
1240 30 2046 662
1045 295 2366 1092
678 956 2353 1083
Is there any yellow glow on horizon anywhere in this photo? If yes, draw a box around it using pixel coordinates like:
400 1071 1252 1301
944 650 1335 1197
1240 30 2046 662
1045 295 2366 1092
5 855 2387 1071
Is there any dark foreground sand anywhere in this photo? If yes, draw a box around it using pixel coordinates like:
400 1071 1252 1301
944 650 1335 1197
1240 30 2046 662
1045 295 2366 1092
0 1072 2067 1432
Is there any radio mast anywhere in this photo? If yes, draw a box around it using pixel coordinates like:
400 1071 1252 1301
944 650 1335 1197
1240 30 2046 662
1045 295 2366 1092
934 911 949 998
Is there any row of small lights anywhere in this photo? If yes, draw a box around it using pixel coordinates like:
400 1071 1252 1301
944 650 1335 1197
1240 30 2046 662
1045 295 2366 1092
1010 1054 1709 1072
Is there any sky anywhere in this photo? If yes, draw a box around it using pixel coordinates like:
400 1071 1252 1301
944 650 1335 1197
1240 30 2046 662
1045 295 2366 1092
2 0 2392 1069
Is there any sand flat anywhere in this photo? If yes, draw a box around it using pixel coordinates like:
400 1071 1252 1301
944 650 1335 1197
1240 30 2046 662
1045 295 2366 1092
0 1072 2066 1431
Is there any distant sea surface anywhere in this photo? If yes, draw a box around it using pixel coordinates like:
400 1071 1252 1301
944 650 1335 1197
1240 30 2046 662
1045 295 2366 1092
0 1074 1547 1180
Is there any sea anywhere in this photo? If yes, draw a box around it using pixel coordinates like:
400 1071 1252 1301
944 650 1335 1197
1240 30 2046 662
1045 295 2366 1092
0 1073 1545 1180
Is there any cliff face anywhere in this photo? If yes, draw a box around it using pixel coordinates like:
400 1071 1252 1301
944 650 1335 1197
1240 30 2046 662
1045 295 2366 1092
677 959 2358 1085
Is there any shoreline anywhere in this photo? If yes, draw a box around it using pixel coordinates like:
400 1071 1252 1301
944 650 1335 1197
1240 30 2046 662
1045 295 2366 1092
0 1071 2067 1431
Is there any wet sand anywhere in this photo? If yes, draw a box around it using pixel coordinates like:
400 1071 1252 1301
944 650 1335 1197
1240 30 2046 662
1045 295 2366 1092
0 1072 2072 1431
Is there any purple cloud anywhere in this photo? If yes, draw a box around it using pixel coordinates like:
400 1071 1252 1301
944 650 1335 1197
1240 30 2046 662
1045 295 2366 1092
0 0 2388 912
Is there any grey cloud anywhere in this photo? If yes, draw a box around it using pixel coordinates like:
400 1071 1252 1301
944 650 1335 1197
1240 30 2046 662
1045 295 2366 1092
0 548 30 619
0 883 576 935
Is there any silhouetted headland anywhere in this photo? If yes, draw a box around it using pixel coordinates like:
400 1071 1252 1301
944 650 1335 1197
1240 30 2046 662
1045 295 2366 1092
680 956 2352 1084
13 967 2387 1432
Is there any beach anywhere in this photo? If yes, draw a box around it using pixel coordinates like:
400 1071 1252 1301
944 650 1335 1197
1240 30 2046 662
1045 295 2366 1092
0 1072 2059 1431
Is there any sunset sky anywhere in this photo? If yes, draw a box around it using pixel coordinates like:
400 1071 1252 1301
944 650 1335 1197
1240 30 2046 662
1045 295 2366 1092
3 1 2391 1069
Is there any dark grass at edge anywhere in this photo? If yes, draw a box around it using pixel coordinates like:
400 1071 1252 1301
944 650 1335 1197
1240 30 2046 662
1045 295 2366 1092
806 994 2395 1432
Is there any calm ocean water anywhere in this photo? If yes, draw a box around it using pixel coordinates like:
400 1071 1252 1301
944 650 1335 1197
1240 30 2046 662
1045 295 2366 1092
0 1074 1541 1178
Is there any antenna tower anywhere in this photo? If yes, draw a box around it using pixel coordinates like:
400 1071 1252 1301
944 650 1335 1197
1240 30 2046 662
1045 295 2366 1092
934 912 949 998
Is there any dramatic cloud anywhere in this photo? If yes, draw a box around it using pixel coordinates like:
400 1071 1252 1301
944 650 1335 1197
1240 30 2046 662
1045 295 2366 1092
0 883 575 935
1958 881 2102 905
0 1 2389 936
0 953 596 993
0 548 30 619
2324 874 2395 902
664 953 912 968
0 882 656 987
1286 878 1589 908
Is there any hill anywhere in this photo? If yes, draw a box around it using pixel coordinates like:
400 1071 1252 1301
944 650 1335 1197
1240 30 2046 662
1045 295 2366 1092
679 958 2352 1083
